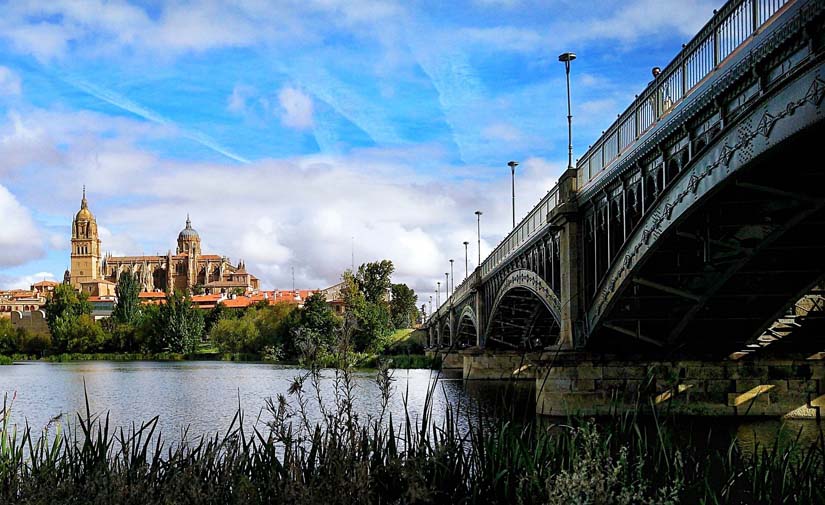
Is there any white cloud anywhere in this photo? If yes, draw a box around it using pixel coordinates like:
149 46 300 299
0 184 44 267
0 271 56 290
569 0 719 44
227 84 254 114
278 86 315 130
0 67 22 96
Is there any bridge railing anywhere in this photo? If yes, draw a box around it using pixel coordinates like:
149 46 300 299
430 267 481 321
575 0 790 190
480 185 560 279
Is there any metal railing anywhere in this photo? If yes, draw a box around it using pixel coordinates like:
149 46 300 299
575 0 790 190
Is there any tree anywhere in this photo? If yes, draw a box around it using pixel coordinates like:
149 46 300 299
355 260 394 303
0 318 17 355
342 263 395 353
299 292 340 342
65 314 107 353
157 291 204 354
44 284 93 352
390 283 418 328
112 271 141 325
210 317 260 353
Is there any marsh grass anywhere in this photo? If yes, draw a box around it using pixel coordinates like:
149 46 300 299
2 332 824 503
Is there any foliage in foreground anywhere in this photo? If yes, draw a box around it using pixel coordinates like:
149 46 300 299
2 367 824 504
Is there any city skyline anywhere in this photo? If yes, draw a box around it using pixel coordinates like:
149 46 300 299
0 0 724 296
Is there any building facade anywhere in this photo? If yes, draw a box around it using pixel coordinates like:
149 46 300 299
68 190 260 294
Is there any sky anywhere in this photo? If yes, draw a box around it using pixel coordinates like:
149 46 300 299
0 0 724 304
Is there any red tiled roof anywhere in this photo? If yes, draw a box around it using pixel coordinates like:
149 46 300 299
191 294 222 302
139 292 166 299
221 297 253 308
32 280 59 287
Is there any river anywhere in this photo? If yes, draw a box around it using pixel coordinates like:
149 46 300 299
1 360 822 454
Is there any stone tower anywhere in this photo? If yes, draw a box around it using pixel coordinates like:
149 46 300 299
70 187 102 289
176 215 201 289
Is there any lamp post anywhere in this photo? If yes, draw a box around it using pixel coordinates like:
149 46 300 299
445 272 450 300
475 210 483 265
558 52 577 170
463 241 469 278
436 282 440 306
449 259 454 294
428 296 432 318
508 161 518 228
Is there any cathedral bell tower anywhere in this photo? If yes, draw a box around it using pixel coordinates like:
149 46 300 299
176 215 201 289
70 187 102 289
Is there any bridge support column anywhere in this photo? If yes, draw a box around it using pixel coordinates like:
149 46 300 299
474 290 485 347
549 168 582 349
536 354 825 418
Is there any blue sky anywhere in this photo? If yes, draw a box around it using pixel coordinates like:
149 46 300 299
0 0 723 299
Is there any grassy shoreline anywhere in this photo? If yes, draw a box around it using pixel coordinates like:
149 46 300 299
0 351 439 369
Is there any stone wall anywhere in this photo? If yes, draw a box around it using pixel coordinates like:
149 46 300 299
536 356 825 419
11 310 51 337
462 351 540 380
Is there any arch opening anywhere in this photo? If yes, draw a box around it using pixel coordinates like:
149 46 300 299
455 312 478 349
486 287 560 350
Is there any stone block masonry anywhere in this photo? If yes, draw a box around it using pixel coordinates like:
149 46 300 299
536 354 825 419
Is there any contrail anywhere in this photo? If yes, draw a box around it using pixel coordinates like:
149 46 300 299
62 75 250 164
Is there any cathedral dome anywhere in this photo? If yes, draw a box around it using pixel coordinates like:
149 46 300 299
178 215 199 241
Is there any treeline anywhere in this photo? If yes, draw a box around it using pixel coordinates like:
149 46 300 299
0 260 420 363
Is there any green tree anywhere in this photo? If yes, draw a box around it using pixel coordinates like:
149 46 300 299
342 263 395 353
44 284 93 352
355 260 394 303
112 271 141 325
390 283 418 328
299 293 340 342
0 318 17 355
210 316 260 353
252 304 298 350
65 314 107 353
157 291 204 354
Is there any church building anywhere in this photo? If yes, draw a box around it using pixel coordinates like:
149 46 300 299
68 189 260 295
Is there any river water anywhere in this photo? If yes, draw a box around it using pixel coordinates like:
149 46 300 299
1 361 822 454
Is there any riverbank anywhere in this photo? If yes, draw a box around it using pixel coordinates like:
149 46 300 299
0 351 439 369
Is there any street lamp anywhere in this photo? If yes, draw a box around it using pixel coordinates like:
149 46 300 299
508 161 518 228
475 210 483 265
463 241 469 278
436 282 441 306
449 259 454 294
558 52 577 170
445 272 450 299
428 295 432 317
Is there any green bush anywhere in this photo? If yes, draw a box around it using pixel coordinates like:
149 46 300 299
0 355 12 365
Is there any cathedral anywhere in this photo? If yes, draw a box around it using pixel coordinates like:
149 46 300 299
68 189 260 295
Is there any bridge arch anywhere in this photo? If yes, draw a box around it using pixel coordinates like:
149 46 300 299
485 269 561 350
454 305 479 348
440 318 452 348
587 89 825 356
